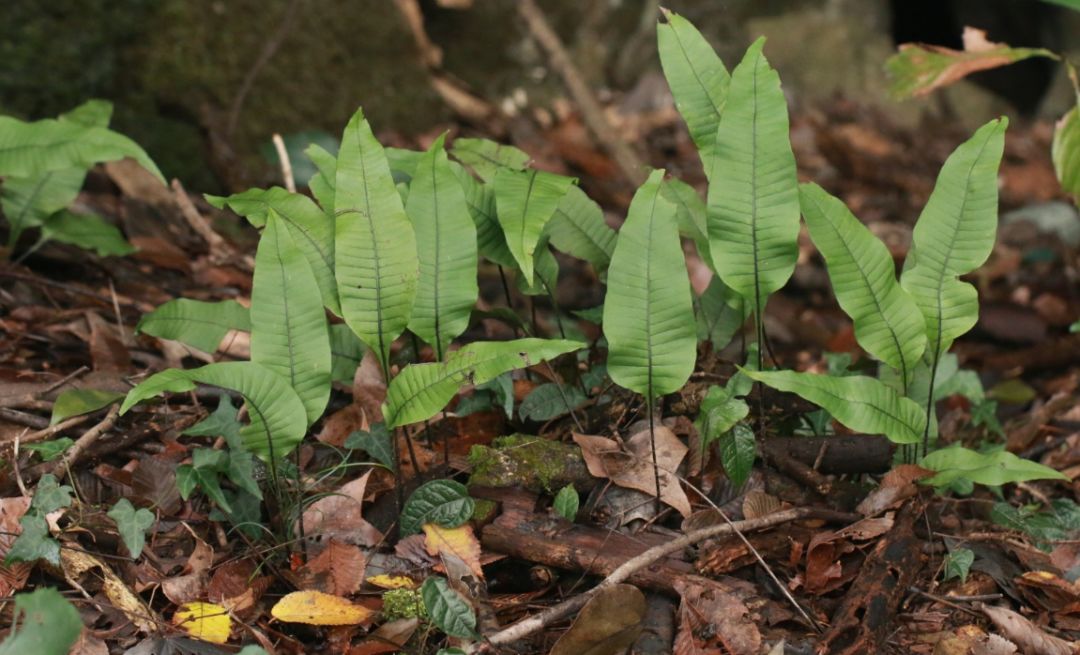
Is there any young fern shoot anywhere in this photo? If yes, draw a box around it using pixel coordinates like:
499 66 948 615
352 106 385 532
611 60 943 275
706 38 800 394
900 117 1008 456
604 170 697 510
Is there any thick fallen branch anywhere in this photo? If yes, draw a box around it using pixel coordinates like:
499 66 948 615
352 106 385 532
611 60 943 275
472 506 856 653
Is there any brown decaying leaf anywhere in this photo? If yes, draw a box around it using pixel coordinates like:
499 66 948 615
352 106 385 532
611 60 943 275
550 583 646 655
0 497 33 596
86 311 131 373
856 464 934 517
207 558 271 616
979 603 1077 655
160 533 213 605
742 491 784 520
301 469 383 547
300 539 367 596
673 575 761 655
574 425 692 517
350 617 419 655
803 514 894 595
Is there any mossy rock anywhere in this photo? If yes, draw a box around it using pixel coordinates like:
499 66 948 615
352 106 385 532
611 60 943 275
467 434 592 494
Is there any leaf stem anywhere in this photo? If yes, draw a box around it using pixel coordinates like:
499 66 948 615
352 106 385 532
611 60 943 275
647 396 661 515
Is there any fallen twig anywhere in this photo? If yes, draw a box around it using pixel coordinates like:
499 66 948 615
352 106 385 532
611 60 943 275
49 404 121 482
471 506 851 652
517 0 646 186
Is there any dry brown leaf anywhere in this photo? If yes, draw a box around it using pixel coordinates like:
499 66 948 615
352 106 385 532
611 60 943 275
550 584 646 655
673 575 761 655
301 469 383 547
574 425 691 517
980 603 1077 655
160 534 213 604
300 539 367 596
856 464 934 517
742 491 783 519
973 634 1020 655
69 630 110 655
350 617 419 655
423 524 483 580
0 497 33 597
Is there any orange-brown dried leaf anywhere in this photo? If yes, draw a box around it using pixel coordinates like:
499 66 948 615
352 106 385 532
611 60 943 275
673 575 761 655
300 539 367 596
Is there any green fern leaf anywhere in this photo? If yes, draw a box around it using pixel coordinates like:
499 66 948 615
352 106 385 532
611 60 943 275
251 211 332 425
744 368 925 444
452 162 516 267
545 185 616 275
206 186 340 315
384 338 584 427
657 9 729 174
493 168 575 281
800 183 926 378
120 362 307 459
406 134 479 358
604 169 697 397
707 37 800 320
334 108 419 372
136 299 250 353
306 143 337 216
900 118 1008 360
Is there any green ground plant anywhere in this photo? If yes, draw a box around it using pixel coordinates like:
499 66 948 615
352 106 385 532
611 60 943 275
0 9 1070 649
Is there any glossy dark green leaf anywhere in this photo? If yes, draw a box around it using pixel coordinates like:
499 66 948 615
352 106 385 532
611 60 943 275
718 423 755 487
421 577 478 639
400 480 474 536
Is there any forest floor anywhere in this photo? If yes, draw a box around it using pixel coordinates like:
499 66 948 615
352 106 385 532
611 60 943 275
2 89 1080 655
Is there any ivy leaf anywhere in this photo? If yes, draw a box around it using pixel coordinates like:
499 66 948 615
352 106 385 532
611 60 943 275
6 516 60 566
49 388 123 425
400 480 474 536
943 548 974 582
0 588 82 655
22 438 73 462
31 474 72 514
421 577 478 639
344 423 395 469
519 384 586 422
718 423 756 487
183 395 242 442
107 499 155 559
553 485 579 521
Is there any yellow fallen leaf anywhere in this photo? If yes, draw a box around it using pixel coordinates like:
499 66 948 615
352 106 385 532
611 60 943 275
423 523 484 579
173 601 231 644
270 590 374 625
367 574 418 590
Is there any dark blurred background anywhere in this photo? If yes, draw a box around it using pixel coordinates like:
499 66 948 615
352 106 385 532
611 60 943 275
3 0 1076 194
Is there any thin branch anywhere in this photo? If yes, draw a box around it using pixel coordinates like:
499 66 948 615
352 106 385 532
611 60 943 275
226 0 303 139
49 404 121 482
516 0 646 187
468 506 851 652
272 133 297 193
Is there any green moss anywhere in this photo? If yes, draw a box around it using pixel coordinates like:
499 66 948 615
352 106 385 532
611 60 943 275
381 588 427 621
468 434 588 494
